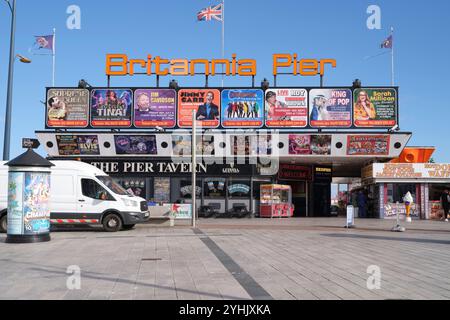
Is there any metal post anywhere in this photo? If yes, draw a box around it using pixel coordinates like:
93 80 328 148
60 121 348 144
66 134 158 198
107 75 111 87
205 75 209 88
252 75 255 88
320 74 324 87
156 75 160 88
3 0 16 161
192 110 197 228
273 75 277 88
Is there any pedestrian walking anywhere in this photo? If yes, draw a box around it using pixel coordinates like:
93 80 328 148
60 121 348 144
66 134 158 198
441 189 449 222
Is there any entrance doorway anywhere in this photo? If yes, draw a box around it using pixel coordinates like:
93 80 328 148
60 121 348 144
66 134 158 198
280 180 307 217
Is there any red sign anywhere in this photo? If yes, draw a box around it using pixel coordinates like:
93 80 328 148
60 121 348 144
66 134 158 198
278 164 312 181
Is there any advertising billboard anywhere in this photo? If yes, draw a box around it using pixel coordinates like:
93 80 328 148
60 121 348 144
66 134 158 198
221 89 264 128
309 89 352 128
178 89 221 128
56 135 100 156
91 89 133 127
114 135 157 155
353 88 397 127
288 134 332 155
134 89 176 128
265 88 308 127
347 135 390 156
46 89 89 128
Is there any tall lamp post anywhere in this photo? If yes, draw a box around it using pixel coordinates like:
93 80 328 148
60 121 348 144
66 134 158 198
3 0 30 161
3 0 17 161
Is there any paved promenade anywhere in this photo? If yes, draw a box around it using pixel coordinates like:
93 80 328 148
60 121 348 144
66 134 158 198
0 218 449 300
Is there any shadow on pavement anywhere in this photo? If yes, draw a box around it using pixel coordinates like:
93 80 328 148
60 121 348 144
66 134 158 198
322 233 450 245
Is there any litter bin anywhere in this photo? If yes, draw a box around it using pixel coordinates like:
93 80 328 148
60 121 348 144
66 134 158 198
5 149 54 244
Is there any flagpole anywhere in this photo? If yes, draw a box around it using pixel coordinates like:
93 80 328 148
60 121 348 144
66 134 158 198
391 26 394 86
221 0 225 87
52 28 56 87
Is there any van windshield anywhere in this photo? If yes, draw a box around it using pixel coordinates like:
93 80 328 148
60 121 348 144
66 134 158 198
97 176 129 196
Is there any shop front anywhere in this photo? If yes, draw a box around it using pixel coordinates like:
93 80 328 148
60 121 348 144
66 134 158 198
77 158 272 215
361 163 450 220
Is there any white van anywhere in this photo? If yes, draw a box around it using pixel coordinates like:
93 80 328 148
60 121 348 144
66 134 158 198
0 161 150 233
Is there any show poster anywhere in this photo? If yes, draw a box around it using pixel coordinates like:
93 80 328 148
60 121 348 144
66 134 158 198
353 88 397 127
46 89 89 128
56 135 80 156
172 135 192 156
347 135 390 156
309 89 352 128
134 89 176 128
221 89 264 128
178 89 221 128
23 173 51 235
114 135 157 155
91 89 132 127
77 135 100 155
56 135 100 156
265 88 308 127
289 135 332 155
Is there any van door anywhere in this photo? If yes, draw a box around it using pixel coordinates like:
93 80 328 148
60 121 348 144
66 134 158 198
77 177 117 222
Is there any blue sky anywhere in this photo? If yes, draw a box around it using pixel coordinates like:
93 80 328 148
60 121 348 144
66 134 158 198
0 0 449 161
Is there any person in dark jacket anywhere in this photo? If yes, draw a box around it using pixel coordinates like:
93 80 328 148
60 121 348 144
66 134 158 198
441 189 449 222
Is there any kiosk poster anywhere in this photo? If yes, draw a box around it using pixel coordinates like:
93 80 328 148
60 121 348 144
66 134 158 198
23 173 50 235
46 89 89 128
353 88 397 127
114 135 157 155
178 89 221 128
221 89 264 128
134 89 176 128
91 89 132 127
7 172 24 235
309 89 352 128
265 88 308 127
347 135 390 156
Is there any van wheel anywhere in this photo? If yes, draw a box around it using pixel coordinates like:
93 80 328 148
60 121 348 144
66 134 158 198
102 214 122 232
122 224 135 230
0 215 7 233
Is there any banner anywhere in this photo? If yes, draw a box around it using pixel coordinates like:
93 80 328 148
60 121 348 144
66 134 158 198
221 89 264 128
178 89 221 128
354 88 397 127
265 88 308 127
46 89 89 128
114 135 157 155
56 135 100 156
134 89 176 128
288 135 332 155
347 135 390 156
309 89 352 127
91 89 133 127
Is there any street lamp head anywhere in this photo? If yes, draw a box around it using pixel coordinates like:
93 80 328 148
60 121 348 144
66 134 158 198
16 54 31 63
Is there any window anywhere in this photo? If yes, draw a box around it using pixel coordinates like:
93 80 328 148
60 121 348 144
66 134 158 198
97 176 129 196
387 183 417 203
81 179 114 201
204 179 226 198
154 178 170 202
228 180 251 198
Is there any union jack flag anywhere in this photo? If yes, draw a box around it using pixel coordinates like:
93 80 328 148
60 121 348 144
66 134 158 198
197 3 223 22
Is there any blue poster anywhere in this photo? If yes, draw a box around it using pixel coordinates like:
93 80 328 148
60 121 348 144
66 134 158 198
7 172 24 235
221 89 264 128
23 173 51 235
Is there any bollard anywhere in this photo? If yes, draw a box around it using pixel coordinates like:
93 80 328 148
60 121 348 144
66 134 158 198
5 149 54 244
